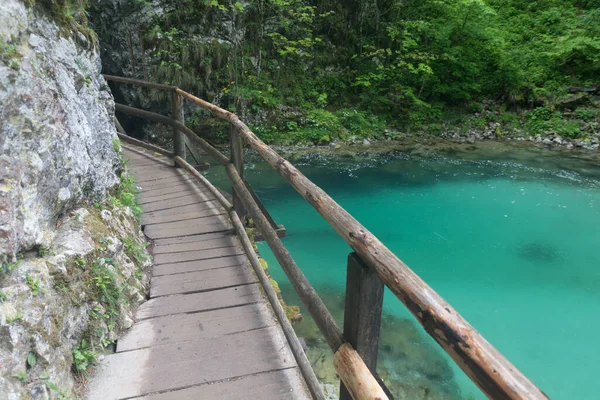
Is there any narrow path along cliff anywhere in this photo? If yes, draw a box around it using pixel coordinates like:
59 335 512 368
86 145 312 399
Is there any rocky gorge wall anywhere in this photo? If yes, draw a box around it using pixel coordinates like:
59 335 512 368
1 1 150 399
1 0 120 262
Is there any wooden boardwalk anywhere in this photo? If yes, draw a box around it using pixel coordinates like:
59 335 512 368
87 145 311 400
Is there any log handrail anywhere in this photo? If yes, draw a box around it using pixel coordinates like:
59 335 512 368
106 74 549 400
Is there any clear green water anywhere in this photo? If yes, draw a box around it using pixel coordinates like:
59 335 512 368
207 142 600 399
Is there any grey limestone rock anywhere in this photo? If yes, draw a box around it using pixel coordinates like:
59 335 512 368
0 0 120 263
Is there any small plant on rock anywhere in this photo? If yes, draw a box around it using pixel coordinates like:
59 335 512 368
87 258 124 329
25 273 41 296
13 372 28 383
2 259 21 274
36 246 53 257
122 236 150 266
6 313 23 324
73 340 97 374
75 256 87 269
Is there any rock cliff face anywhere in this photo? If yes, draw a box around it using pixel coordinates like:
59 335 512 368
0 2 150 399
1 0 119 262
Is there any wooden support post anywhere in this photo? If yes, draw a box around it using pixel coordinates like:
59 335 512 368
171 92 185 164
230 124 245 219
340 252 385 400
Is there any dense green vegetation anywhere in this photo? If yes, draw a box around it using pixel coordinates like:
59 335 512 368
101 0 600 144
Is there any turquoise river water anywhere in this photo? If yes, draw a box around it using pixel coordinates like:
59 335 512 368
207 141 600 399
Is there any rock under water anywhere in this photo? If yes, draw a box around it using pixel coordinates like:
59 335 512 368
516 242 562 263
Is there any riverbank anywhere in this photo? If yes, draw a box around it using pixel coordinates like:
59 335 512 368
267 137 600 178
266 127 600 154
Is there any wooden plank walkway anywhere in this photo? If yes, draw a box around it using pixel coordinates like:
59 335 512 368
87 145 311 400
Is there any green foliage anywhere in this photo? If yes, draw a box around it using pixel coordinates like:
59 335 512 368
0 290 7 302
2 258 21 275
7 313 23 324
101 0 599 140
72 339 97 374
29 0 97 44
75 256 87 269
112 137 121 153
109 173 142 219
13 372 28 383
27 352 37 368
87 257 124 329
122 236 151 266
525 107 584 137
37 246 53 257
39 372 72 399
259 258 268 271
574 107 600 121
0 36 21 67
25 273 41 296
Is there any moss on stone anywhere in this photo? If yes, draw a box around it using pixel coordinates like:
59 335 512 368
259 258 268 271
254 250 303 324
25 0 97 45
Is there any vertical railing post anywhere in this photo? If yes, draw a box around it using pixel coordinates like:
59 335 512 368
230 124 245 218
171 92 185 164
340 252 385 400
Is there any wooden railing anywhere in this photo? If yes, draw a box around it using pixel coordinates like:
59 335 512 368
104 74 549 400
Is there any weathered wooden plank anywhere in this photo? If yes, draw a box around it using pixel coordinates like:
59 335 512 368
139 187 211 205
153 245 243 265
153 234 237 255
129 168 178 180
117 303 273 352
141 202 225 224
152 254 248 276
150 264 257 297
136 283 263 320
135 178 194 194
142 207 227 226
134 170 185 183
125 157 172 169
152 231 233 246
140 195 219 214
144 217 230 239
136 181 193 195
129 163 174 172
86 326 296 400
173 156 233 208
134 368 310 400
123 152 170 164
123 146 170 160
135 176 195 192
